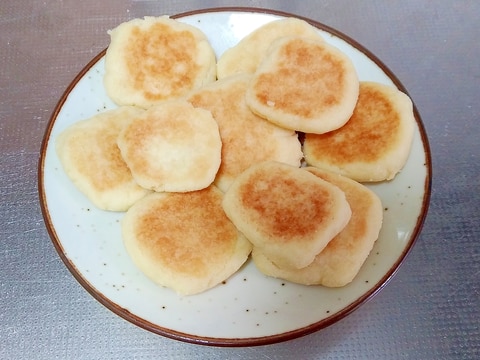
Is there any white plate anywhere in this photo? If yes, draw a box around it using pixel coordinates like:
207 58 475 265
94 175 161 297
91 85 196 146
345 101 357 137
39 8 431 346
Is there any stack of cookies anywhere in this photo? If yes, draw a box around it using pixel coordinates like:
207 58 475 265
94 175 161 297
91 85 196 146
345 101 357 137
56 15 415 295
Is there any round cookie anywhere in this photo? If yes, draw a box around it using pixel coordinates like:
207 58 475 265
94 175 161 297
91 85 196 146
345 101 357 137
245 36 359 134
104 16 216 109
303 81 415 182
187 74 303 192
122 186 252 295
222 161 352 270
55 106 150 211
252 167 383 287
117 100 222 193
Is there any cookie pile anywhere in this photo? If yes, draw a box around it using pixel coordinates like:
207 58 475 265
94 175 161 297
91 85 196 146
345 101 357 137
56 16 415 295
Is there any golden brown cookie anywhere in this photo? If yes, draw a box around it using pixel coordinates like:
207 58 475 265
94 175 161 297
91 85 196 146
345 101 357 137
122 186 252 295
252 167 383 287
117 100 222 192
56 106 150 211
245 36 359 134
187 74 302 192
303 81 415 181
104 16 216 108
222 161 352 269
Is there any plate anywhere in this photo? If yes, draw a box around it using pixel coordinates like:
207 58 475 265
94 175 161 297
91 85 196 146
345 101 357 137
38 8 431 346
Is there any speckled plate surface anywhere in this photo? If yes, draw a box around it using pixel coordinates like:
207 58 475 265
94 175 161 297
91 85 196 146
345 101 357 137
38 8 431 346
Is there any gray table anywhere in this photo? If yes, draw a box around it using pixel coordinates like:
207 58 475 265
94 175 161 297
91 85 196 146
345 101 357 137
1 1 478 359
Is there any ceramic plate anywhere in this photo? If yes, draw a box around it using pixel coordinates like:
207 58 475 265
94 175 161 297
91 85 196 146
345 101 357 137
39 8 431 346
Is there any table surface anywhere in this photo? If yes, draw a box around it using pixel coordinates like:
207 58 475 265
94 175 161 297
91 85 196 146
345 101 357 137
1 1 479 359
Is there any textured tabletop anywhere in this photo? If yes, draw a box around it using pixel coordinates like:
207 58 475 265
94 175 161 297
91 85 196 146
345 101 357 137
1 1 479 359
